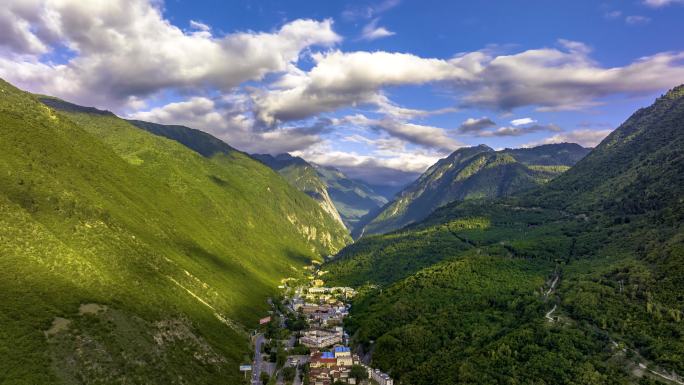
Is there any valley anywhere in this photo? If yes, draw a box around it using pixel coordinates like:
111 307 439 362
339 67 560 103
0 1 683 384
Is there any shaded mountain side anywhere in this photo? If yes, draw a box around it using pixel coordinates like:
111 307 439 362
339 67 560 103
0 78 349 384
361 143 589 236
127 119 238 157
325 86 684 384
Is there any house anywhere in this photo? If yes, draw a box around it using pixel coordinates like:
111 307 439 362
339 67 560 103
300 329 342 349
370 369 393 385
334 346 353 366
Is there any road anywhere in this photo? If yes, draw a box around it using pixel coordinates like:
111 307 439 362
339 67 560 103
545 304 557 322
252 333 265 385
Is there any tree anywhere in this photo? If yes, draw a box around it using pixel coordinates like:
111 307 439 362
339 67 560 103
350 365 368 381
282 366 296 382
260 372 270 385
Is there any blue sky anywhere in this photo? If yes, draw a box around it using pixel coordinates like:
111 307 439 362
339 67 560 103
1 0 683 184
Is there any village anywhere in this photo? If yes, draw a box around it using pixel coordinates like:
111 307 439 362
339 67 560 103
247 264 393 385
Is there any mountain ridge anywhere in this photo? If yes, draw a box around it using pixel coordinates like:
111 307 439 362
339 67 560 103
360 142 590 236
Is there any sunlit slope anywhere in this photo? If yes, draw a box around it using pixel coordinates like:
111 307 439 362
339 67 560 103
0 79 348 384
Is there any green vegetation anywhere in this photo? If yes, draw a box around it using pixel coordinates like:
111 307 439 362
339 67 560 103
361 143 590 236
253 153 390 233
0 79 349 384
253 153 348 229
327 86 684 384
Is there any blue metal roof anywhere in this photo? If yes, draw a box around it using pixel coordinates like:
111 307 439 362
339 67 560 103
322 352 335 359
334 346 350 352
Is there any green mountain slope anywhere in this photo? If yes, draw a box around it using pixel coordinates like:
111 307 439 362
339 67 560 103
252 153 347 229
361 143 589 236
252 154 390 233
326 87 684 384
0 79 349 384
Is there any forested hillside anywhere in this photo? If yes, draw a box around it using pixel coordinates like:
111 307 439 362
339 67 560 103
361 143 589 236
326 86 684 384
0 79 349 384
253 153 390 233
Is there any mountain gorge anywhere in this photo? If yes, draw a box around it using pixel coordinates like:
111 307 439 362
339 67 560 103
325 86 684 384
361 143 590 236
252 153 390 233
0 79 349 384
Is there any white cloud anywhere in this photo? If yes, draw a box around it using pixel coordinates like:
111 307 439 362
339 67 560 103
293 140 442 185
0 0 340 109
625 15 651 25
510 117 537 126
458 117 496 133
342 0 401 21
360 18 396 41
251 50 474 126
643 0 684 7
252 41 684 126
479 124 562 137
189 20 211 32
525 129 614 148
604 10 623 19
341 114 462 151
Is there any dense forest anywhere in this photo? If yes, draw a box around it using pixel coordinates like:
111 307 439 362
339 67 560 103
326 86 684 384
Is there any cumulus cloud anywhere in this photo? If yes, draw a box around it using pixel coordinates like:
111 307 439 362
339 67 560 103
251 50 474 126
525 129 614 148
0 0 340 109
458 117 496 133
293 140 441 186
252 41 684 127
340 114 462 151
360 18 396 41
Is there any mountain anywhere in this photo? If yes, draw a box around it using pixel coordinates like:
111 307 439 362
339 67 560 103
361 143 590 236
325 86 684 384
252 153 390 232
313 164 389 230
252 153 347 228
0 79 349 384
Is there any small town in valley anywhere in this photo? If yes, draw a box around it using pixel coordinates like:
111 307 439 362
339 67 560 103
248 263 393 385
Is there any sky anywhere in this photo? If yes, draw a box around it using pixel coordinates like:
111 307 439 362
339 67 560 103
1 0 683 185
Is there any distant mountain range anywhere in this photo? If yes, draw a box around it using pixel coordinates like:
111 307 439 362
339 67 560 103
252 153 392 232
359 142 590 236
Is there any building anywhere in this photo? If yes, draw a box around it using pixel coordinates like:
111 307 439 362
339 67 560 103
370 369 393 385
300 329 342 349
334 346 353 366
310 351 338 368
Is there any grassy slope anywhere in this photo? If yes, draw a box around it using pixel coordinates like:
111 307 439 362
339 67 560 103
0 79 348 384
362 144 589 236
326 88 684 384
